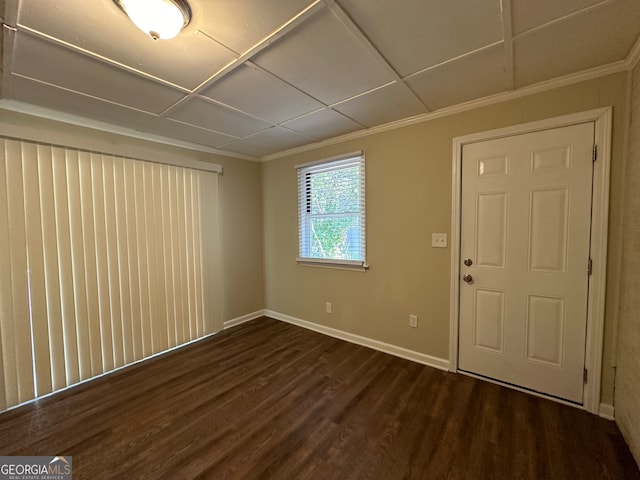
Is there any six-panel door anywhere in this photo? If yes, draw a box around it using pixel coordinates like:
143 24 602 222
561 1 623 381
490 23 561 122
458 122 594 403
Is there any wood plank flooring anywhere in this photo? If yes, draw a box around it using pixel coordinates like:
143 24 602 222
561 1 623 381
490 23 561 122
0 316 638 479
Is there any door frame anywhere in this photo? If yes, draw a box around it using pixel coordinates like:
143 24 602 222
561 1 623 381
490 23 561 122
449 108 612 415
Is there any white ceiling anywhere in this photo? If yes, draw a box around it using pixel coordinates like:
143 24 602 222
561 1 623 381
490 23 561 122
1 0 639 160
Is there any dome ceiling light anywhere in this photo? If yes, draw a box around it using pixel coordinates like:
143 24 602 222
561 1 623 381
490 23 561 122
113 0 192 40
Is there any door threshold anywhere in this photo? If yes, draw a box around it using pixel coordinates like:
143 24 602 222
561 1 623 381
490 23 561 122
457 369 585 411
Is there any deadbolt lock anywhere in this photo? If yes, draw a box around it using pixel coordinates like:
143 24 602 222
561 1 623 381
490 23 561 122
463 258 473 267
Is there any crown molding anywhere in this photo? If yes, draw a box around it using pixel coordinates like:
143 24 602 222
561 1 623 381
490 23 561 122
626 34 640 70
4 37 637 164
261 59 630 162
0 99 257 161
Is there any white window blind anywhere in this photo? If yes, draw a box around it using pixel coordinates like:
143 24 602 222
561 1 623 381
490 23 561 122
296 152 366 269
0 137 221 411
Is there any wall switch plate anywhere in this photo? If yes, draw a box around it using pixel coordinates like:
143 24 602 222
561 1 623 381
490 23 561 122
325 302 332 314
432 233 448 248
409 314 418 328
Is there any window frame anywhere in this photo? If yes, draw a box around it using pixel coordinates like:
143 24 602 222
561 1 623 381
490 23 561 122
296 151 367 271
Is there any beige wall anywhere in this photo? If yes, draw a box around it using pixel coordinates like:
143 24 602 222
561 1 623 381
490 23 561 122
615 62 640 464
0 109 265 324
1 70 633 412
262 72 630 406
216 157 265 321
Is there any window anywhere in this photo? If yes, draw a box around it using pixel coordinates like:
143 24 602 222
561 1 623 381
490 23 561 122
296 152 366 270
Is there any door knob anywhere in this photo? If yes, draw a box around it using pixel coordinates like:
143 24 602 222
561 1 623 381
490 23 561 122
463 258 473 267
463 274 473 283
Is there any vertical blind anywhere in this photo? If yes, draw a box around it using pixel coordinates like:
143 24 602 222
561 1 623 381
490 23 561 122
0 137 221 411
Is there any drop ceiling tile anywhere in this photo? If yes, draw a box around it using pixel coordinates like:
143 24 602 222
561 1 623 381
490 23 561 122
513 0 640 87
6 74 154 129
219 141 275 158
339 0 503 77
200 64 322 124
195 0 315 54
253 8 394 105
406 45 508 111
281 109 361 140
12 32 186 114
168 96 272 137
333 82 427 127
244 126 314 150
144 118 237 148
17 0 237 90
511 0 605 36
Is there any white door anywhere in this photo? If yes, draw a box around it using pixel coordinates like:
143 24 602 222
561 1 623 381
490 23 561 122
458 122 594 403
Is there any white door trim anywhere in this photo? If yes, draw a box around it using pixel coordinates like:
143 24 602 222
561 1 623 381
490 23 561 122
449 108 612 414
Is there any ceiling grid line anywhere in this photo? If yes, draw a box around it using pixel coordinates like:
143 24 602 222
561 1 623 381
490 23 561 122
15 25 191 94
324 0 430 111
279 106 366 131
10 73 158 116
240 124 318 144
140 0 326 129
501 0 515 91
189 1 325 96
158 116 242 140
244 60 333 108
234 61 375 133
2 0 639 158
511 0 612 40
144 91 280 134
403 41 506 82
328 82 397 108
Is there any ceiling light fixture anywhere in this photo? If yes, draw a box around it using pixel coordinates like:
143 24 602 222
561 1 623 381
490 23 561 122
114 0 191 41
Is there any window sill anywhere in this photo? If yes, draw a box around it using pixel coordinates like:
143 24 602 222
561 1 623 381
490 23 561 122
296 258 369 272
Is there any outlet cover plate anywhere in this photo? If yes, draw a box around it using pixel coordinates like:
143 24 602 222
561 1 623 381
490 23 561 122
432 233 448 248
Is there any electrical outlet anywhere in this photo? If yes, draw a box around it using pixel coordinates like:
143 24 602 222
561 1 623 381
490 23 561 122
432 233 448 248
409 314 418 328
325 302 332 314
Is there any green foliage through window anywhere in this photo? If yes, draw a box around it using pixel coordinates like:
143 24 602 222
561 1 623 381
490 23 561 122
298 155 365 263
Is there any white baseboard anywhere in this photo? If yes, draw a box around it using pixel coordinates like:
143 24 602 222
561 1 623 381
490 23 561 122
264 309 450 371
599 402 615 420
223 310 266 329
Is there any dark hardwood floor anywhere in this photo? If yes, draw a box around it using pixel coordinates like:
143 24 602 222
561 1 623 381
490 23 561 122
0 316 637 479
